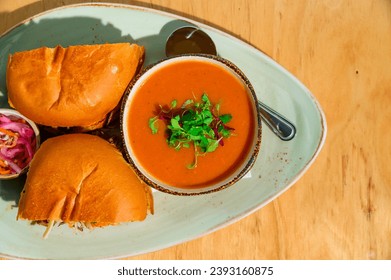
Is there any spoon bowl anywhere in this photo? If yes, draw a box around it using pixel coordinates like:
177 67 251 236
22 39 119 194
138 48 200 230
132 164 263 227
165 26 217 57
165 26 296 141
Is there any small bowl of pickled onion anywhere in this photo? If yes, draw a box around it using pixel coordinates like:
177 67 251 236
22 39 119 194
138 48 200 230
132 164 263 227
0 109 40 179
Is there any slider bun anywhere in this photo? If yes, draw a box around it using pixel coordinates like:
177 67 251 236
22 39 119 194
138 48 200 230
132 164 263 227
6 43 144 129
17 133 153 226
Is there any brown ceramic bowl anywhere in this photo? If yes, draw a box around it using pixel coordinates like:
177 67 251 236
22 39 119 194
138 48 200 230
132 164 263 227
120 54 262 195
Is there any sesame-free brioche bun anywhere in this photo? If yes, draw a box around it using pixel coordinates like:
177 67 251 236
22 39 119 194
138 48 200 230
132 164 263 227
6 43 144 130
17 133 153 237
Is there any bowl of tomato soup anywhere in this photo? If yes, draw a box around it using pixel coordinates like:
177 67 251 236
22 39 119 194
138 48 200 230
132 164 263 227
121 54 262 195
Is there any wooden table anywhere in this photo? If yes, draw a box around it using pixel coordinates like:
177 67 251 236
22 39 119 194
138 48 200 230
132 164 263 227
0 0 390 260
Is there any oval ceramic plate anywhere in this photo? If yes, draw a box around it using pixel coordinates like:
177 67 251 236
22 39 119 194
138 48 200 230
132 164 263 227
0 3 326 259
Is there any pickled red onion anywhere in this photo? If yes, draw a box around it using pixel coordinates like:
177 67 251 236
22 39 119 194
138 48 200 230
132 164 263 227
0 113 36 175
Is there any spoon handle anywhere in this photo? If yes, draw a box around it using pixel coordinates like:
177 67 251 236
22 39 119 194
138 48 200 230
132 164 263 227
258 101 296 141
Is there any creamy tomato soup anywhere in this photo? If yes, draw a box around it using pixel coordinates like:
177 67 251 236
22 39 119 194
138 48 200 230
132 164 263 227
125 58 257 189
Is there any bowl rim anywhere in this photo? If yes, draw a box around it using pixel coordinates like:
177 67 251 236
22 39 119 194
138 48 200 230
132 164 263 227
0 108 40 179
120 54 262 195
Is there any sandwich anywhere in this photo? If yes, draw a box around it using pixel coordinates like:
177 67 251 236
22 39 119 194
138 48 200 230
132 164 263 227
6 43 144 131
17 133 153 238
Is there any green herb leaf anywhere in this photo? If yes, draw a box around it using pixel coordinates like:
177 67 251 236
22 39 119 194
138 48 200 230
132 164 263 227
215 102 221 113
219 114 232 124
188 126 203 136
148 93 234 168
201 93 211 106
182 99 194 108
169 115 181 130
220 128 232 138
206 139 220 153
170 100 177 108
148 116 159 134
182 143 190 148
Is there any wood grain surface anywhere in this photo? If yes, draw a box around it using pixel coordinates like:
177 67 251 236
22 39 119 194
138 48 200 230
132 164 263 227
0 0 390 260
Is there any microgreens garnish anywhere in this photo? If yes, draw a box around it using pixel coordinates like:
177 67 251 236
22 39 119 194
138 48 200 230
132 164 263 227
148 93 234 169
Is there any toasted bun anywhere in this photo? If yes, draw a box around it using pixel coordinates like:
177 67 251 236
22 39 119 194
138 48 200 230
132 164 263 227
17 134 153 228
6 43 144 129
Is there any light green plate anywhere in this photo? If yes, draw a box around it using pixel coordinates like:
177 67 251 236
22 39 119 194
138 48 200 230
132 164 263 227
0 3 326 259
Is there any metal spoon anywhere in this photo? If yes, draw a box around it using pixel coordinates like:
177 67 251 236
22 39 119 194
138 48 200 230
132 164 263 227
165 26 296 141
